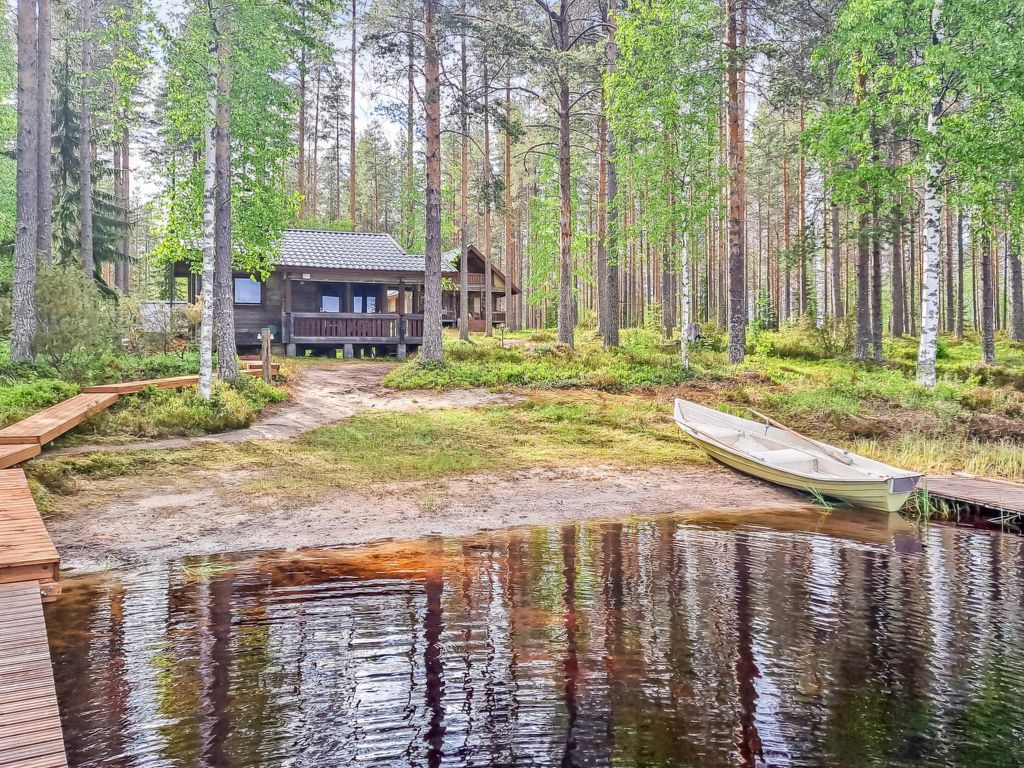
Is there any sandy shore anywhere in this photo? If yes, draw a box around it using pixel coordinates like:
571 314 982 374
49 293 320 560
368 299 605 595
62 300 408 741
47 463 807 572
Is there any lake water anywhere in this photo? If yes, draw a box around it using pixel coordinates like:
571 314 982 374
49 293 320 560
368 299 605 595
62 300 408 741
44 508 1024 767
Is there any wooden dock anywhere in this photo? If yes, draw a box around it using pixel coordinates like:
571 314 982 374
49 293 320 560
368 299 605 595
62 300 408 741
924 474 1024 519
0 581 68 768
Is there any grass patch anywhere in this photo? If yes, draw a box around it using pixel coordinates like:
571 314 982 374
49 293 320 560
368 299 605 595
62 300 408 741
384 328 704 392
30 393 707 508
65 376 288 442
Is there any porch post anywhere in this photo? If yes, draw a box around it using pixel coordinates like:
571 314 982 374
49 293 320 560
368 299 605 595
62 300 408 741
397 280 406 315
343 282 353 313
283 272 295 356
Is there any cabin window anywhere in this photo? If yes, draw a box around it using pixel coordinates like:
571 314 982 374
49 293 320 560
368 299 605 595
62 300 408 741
233 277 262 305
321 294 340 313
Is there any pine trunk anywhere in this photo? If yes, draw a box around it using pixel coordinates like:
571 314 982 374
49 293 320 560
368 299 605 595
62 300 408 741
297 47 306 218
420 0 443 362
891 204 905 337
482 57 493 336
36 0 52 263
348 0 357 229
458 0 469 341
980 231 996 364
854 208 871 360
725 0 745 363
503 83 515 331
870 204 883 360
1009 234 1024 341
79 0 95 277
602 0 619 347
12 0 39 362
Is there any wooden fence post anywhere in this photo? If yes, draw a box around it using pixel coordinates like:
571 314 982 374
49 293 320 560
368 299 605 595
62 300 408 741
261 327 272 384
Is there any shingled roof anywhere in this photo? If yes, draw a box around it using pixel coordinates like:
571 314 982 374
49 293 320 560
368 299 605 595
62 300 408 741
280 229 429 272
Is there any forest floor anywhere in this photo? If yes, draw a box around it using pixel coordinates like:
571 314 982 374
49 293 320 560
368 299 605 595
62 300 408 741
27 325 1024 572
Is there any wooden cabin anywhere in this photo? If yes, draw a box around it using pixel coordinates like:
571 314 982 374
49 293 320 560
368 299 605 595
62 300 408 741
176 230 456 358
174 232 520 357
441 245 521 331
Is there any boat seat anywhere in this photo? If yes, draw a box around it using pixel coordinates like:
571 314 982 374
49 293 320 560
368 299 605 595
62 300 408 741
699 426 742 442
760 448 819 472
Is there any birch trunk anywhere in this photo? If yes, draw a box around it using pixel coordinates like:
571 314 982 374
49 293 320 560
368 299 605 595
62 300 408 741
680 230 690 370
12 0 39 362
200 48 218 399
830 201 842 317
915 0 946 386
79 0 95 278
420 0 443 361
213 10 237 382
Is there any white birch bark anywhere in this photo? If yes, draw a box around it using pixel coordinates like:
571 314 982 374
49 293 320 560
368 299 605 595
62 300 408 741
815 240 825 328
916 0 945 387
679 229 691 370
199 85 217 400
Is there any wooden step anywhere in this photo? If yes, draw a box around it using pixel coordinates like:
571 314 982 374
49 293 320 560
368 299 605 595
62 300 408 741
0 443 41 470
82 374 199 394
0 392 118 446
0 470 60 600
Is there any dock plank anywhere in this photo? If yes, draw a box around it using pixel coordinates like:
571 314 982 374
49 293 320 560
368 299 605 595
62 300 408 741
0 444 42 470
924 475 1024 516
0 581 68 768
0 471 59 597
0 393 118 446
82 374 199 394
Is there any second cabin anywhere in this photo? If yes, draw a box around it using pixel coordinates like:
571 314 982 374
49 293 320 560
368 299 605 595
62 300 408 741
174 230 520 358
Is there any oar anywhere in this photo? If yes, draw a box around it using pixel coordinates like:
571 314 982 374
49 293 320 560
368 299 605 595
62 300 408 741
747 408 855 466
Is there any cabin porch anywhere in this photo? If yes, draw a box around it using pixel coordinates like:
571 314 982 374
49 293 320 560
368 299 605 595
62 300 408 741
281 272 426 358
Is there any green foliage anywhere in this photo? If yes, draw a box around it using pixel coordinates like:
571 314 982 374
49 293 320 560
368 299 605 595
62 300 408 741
32 266 124 378
0 379 79 428
78 376 287 439
384 330 697 392
154 0 300 278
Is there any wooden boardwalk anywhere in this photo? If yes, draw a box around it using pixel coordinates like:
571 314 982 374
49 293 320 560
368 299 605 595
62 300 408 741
82 374 199 394
0 374 204 469
0 393 119 447
0 470 61 600
0 581 68 768
924 474 1024 518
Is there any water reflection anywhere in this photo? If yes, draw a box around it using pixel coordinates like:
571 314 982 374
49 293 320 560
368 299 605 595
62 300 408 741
44 508 1024 767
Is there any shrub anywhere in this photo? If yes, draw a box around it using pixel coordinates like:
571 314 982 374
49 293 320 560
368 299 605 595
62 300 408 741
0 379 78 428
33 266 122 380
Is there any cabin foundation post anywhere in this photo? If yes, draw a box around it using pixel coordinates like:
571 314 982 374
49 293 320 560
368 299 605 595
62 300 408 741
397 343 407 359
286 343 296 357
343 343 354 359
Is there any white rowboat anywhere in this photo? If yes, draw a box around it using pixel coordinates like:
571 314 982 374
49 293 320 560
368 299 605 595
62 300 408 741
673 398 921 513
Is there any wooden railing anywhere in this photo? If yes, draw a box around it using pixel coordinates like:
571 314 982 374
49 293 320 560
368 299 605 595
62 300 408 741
287 312 424 343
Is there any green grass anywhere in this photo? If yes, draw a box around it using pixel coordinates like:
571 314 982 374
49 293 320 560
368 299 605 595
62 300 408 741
384 327 706 392
30 393 707 509
65 376 288 442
